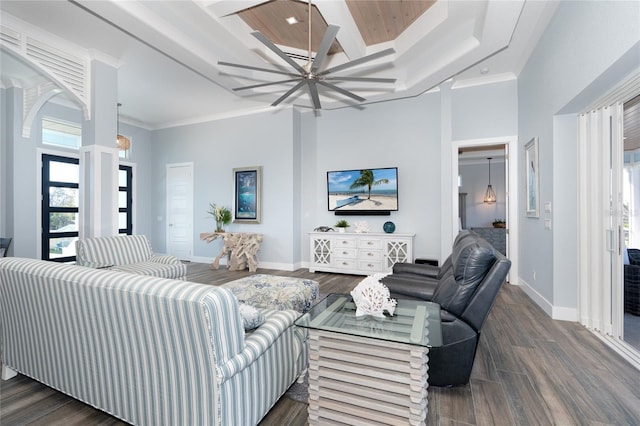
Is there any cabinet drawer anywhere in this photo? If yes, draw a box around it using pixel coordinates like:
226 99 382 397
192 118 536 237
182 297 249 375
335 238 356 248
358 249 382 261
358 260 383 272
334 248 357 259
358 239 382 249
335 258 358 269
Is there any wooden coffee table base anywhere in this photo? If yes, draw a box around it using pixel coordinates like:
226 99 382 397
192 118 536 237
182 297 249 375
308 329 429 425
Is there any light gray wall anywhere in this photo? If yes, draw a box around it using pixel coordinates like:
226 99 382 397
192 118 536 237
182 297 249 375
311 93 443 261
8 88 45 258
518 0 640 308
118 121 154 240
150 109 296 268
145 79 518 270
3 96 85 258
0 89 153 258
452 80 518 141
0 89 7 239
459 160 506 228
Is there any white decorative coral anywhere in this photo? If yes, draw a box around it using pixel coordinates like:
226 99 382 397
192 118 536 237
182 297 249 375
350 273 397 318
353 221 370 233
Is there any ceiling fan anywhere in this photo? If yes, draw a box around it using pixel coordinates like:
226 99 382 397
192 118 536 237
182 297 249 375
218 1 396 110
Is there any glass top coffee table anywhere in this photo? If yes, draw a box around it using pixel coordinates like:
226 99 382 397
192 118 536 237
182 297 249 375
295 293 442 425
295 293 442 347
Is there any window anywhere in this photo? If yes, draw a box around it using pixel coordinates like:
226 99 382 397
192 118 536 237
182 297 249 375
42 118 81 149
118 141 130 159
119 164 133 235
42 154 79 262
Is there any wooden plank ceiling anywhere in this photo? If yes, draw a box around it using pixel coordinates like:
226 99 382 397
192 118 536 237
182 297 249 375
236 0 435 58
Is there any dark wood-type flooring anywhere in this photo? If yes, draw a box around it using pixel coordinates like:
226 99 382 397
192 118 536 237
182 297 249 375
2 262 640 425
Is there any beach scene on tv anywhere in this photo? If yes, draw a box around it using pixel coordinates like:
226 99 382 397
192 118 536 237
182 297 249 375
328 168 398 211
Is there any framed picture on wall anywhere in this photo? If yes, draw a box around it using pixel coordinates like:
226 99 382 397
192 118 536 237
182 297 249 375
525 137 540 218
233 166 262 223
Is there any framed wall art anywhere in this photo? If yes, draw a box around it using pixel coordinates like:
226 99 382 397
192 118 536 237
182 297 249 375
525 137 539 218
233 166 262 223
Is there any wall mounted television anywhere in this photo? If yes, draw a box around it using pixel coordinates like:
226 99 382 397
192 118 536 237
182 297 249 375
327 167 398 216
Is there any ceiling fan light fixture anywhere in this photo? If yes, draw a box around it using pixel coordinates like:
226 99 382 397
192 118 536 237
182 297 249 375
219 0 395 110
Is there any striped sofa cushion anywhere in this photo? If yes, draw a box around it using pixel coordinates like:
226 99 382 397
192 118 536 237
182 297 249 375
111 261 186 279
0 258 306 426
76 235 187 279
76 234 154 265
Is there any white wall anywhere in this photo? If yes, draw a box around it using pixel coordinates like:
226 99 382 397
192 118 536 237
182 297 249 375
518 0 640 313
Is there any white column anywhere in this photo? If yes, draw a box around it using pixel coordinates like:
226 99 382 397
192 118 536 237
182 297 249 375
79 146 119 238
79 59 119 238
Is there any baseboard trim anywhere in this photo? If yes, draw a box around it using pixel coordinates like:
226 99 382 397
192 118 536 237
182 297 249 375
552 306 578 321
188 256 298 272
518 278 577 321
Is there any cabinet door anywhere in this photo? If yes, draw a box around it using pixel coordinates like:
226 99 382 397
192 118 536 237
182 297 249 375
312 238 332 266
385 239 411 269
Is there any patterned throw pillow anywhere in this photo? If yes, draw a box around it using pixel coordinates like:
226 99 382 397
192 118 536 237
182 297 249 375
238 303 265 330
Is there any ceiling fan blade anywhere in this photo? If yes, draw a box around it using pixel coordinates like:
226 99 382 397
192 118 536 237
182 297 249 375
272 80 307 107
318 48 395 77
233 78 302 91
218 61 299 77
252 31 307 75
311 25 340 74
324 76 397 83
307 81 322 110
317 80 365 102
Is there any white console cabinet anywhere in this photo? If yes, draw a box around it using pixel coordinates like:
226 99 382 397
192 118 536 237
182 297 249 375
309 232 414 276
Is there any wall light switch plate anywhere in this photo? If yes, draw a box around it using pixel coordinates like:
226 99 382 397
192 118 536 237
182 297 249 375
545 219 552 230
544 202 552 213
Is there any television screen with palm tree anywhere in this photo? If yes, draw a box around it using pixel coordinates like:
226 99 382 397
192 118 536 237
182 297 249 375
327 167 398 215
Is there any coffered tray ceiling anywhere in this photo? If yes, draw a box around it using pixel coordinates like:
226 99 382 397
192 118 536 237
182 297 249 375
0 0 558 129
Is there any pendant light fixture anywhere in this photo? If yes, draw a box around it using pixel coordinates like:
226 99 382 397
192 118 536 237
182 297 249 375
116 103 131 151
483 157 496 204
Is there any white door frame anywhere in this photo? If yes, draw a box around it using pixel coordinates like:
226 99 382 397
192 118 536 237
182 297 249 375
452 136 519 284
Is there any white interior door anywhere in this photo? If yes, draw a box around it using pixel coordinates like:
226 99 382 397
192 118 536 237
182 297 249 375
166 163 193 260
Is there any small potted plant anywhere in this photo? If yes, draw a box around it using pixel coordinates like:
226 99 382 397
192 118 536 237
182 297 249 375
335 219 350 233
492 219 506 228
207 203 232 232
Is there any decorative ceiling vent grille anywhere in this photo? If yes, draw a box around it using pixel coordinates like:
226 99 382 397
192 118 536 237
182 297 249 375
0 21 89 115
25 37 86 99
0 25 21 49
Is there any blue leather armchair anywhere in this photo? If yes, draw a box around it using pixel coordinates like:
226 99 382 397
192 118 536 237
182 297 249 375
382 231 511 387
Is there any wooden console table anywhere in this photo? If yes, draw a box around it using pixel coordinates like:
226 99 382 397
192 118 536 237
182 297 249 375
199 232 263 272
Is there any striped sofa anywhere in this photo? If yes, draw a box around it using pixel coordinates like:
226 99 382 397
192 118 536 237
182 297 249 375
0 258 308 425
75 234 187 280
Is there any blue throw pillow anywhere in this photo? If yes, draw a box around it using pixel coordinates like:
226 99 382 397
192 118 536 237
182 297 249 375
238 303 265 330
